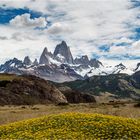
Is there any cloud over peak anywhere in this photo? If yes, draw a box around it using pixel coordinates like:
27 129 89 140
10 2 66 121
47 22 72 34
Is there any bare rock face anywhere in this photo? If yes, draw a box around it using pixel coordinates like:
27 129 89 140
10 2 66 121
58 86 96 103
75 55 90 65
54 41 74 64
135 63 140 71
0 74 68 105
0 58 24 74
39 47 53 65
33 59 38 66
115 63 126 70
74 56 102 68
89 59 103 68
23 56 32 66
63 91 96 103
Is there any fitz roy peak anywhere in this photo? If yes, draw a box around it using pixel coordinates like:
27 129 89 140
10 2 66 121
0 41 139 82
54 41 74 64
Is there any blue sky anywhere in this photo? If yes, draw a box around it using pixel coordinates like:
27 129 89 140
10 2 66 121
0 0 140 65
0 8 43 24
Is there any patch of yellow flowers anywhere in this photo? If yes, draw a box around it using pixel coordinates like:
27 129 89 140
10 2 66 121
0 113 140 139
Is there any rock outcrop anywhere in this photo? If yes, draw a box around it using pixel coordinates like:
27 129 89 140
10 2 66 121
54 41 74 64
58 86 96 103
39 47 53 65
75 55 89 65
0 74 68 105
23 56 32 66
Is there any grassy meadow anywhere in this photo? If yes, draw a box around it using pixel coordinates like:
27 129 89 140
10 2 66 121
0 102 140 125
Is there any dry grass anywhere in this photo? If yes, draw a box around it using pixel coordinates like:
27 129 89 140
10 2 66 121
0 74 18 81
0 102 140 125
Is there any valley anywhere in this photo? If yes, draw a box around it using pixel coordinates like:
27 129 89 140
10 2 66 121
0 72 140 127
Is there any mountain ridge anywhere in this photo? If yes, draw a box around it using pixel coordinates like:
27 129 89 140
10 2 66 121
0 41 139 82
0 73 96 105
56 72 140 101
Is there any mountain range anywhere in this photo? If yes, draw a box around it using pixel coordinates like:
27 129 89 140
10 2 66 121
0 41 139 82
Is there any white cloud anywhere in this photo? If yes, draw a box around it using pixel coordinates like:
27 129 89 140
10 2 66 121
109 46 128 55
0 36 8 40
129 40 140 56
11 32 36 41
112 37 133 45
0 0 49 13
10 13 47 28
47 22 72 34
108 40 140 56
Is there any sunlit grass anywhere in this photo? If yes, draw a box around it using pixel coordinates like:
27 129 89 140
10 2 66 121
0 74 17 81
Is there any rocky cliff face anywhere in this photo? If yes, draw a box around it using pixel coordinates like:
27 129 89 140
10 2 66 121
54 41 74 64
135 63 140 71
23 56 32 66
58 86 96 103
33 59 38 66
89 59 103 68
75 55 89 65
0 74 96 105
74 55 102 68
0 74 68 105
39 47 53 65
0 58 24 74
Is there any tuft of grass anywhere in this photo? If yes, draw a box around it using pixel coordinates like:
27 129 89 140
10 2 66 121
0 113 140 139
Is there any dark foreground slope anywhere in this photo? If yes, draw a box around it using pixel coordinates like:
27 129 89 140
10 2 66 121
57 72 140 101
0 74 68 105
0 74 96 105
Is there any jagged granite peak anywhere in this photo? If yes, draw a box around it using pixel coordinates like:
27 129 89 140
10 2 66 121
23 56 32 66
0 58 23 73
82 55 89 60
53 41 74 64
33 58 39 66
115 63 126 70
75 55 90 65
39 47 53 65
89 59 103 68
75 56 102 68
43 47 48 54
2 58 23 67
